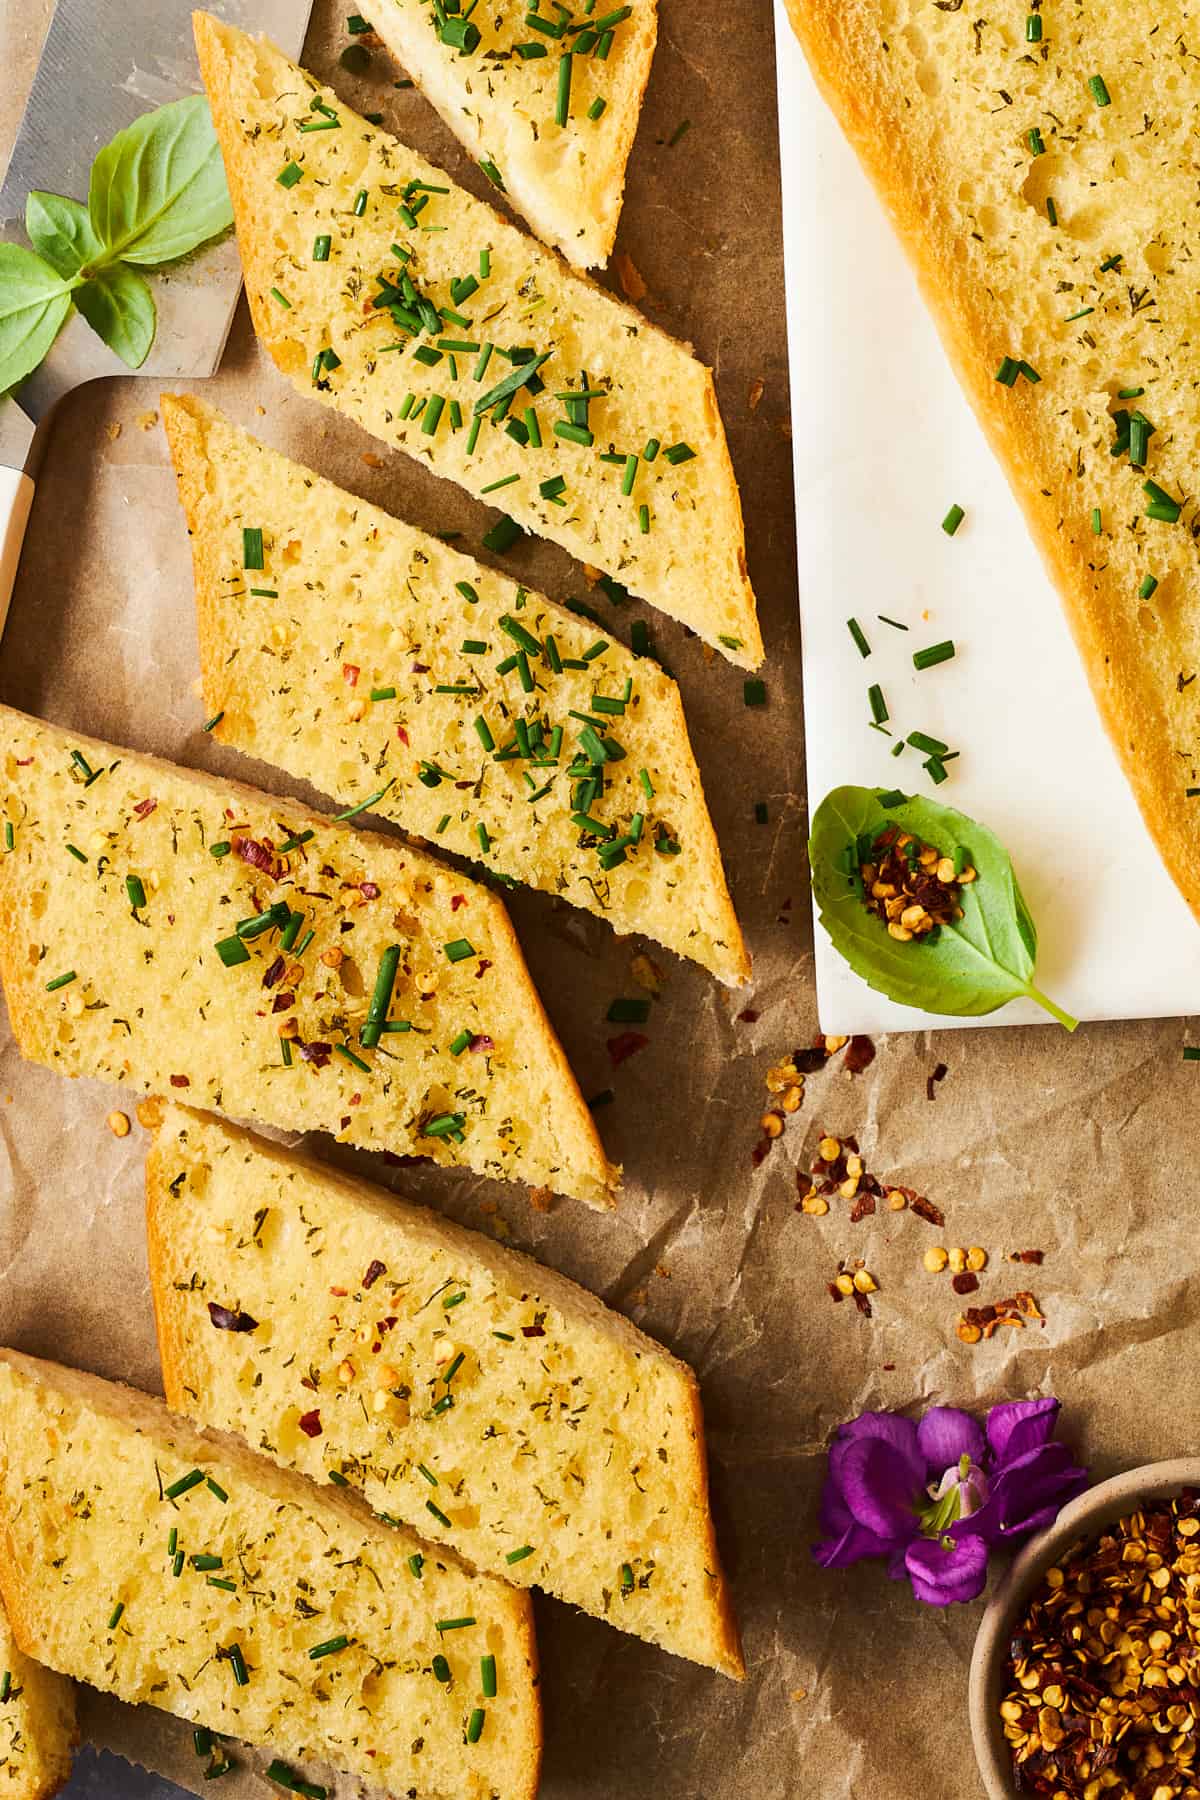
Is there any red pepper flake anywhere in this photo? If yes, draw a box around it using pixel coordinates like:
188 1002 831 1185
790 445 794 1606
468 1033 494 1053
827 1282 844 1303
737 1009 760 1024
232 834 284 880
952 1271 980 1296
15 758 32 766
271 992 295 1013
794 1045 828 1074
360 881 380 900
607 1030 649 1067
927 1061 949 1102
844 1035 876 1075
752 1141 771 1168
1009 1248 1045 1265
299 1409 323 1438
474 959 492 979
343 664 360 686
362 1259 386 1289
132 797 157 820
411 662 429 674
396 725 410 745
849 1191 876 1223
852 1289 873 1317
299 1041 332 1068
263 956 286 989
169 1074 190 1088
521 1323 545 1338
207 1302 258 1333
451 894 467 911
910 1195 945 1228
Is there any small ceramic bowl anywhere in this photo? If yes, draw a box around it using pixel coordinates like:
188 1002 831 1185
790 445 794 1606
969 1458 1200 1799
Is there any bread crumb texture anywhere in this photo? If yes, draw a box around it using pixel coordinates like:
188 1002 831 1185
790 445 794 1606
788 0 1200 921
0 1350 539 1800
0 1610 75 1800
356 0 658 270
163 395 748 985
192 12 761 668
0 704 616 1208
148 1105 744 1677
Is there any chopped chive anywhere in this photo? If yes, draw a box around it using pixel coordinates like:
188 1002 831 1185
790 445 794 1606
867 685 888 725
1026 12 1042 40
744 678 767 707
108 1602 124 1630
906 730 949 756
45 970 76 992
3 822 12 851
269 285 292 309
506 1544 535 1564
475 822 491 854
1027 126 1045 155
1185 1048 1200 1060
1143 480 1181 523
277 161 303 188
206 1477 229 1503
309 1636 351 1660
0 1675 9 1704
468 1708 486 1744
427 1500 453 1527
664 441 695 465
555 51 573 124
215 934 250 968
482 514 523 553
638 503 650 533
474 716 496 751
555 420 594 447
444 938 475 963
479 158 505 189
1091 507 1102 535
1118 385 1144 399
443 1290 467 1308
913 640 956 671
995 356 1020 386
847 617 871 657
335 1043 371 1074
1088 73 1111 106
66 844 87 863
1045 196 1058 227
620 1562 634 1593
474 351 551 416
333 782 393 822
312 233 332 262
1139 574 1159 599
924 756 949 786
450 1029 472 1056
242 527 264 570
436 1616 476 1632
165 1469 205 1501
125 873 147 910
755 801 769 824
588 95 607 119
607 997 650 1023
1100 253 1123 272
941 504 965 536
480 472 520 495
638 767 654 799
265 1761 326 1800
1065 306 1093 323
191 1554 223 1572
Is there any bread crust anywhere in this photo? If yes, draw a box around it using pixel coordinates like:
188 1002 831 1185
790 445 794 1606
161 391 750 986
785 0 1200 927
191 11 762 670
147 1104 743 1678
0 701 618 1209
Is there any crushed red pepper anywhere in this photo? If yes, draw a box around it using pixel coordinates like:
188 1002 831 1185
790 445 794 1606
859 827 973 943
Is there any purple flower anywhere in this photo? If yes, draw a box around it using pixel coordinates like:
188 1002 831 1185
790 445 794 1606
813 1398 1088 1607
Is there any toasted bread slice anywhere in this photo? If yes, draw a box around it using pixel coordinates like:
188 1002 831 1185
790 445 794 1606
0 1349 539 1800
0 704 616 1208
355 0 657 271
192 11 761 669
786 0 1200 926
147 1104 744 1678
162 394 749 986
0 1616 75 1800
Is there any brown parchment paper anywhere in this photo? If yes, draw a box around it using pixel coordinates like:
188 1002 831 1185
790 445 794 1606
3 3 1200 1798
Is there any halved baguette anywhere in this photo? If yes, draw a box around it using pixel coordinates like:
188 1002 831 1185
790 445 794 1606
162 394 749 986
0 1617 75 1800
0 704 616 1208
786 0 1200 926
147 1104 744 1679
0 1349 539 1800
192 11 762 670
356 0 657 271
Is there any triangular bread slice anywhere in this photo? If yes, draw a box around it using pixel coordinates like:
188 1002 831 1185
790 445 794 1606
192 12 761 670
0 1349 540 1800
354 0 657 270
0 704 616 1208
147 1104 744 1679
162 395 749 987
0 1613 75 1800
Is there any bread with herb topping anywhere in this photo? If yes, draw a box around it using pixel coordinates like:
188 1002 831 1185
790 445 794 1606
147 1104 744 1679
0 1615 75 1800
192 11 761 670
0 704 616 1208
354 0 656 271
786 0 1200 927
162 394 749 986
0 1348 540 1800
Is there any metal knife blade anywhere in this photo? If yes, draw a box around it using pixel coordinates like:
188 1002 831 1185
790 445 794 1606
0 0 316 433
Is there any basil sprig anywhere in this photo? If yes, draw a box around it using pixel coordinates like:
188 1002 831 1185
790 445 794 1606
0 95 232 394
809 784 1077 1029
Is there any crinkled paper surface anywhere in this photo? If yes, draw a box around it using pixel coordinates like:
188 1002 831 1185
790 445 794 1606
1 3 1195 1798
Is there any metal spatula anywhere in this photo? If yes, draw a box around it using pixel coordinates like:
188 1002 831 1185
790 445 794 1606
0 0 316 633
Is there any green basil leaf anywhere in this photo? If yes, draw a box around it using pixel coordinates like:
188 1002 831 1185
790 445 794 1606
87 95 233 268
74 267 156 369
0 243 74 397
809 784 1076 1028
25 191 102 279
